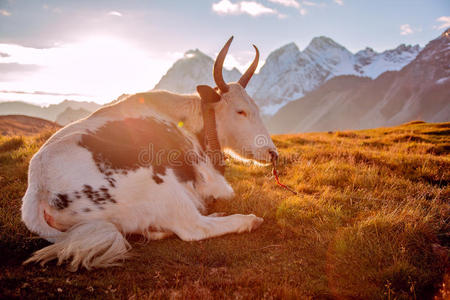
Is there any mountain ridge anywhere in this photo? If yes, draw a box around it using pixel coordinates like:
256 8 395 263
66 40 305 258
267 29 450 133
247 37 421 113
153 36 422 115
0 100 101 122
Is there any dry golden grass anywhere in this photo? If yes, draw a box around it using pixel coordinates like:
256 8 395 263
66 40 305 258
0 121 448 299
0 115 60 136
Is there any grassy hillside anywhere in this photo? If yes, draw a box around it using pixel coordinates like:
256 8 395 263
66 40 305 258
0 122 449 299
0 115 60 136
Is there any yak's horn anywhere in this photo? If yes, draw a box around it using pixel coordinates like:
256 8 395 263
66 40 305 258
238 45 259 88
213 36 233 93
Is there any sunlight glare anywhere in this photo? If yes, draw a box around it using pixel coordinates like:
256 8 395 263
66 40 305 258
224 148 269 166
0 35 176 104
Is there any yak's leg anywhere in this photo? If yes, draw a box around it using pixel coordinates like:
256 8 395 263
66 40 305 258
207 212 226 217
165 200 263 241
175 213 263 241
147 170 263 241
145 231 174 240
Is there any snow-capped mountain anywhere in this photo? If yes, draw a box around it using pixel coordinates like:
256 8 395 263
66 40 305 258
247 36 421 114
267 29 449 133
354 44 422 77
153 37 421 115
154 49 242 93
245 42 329 115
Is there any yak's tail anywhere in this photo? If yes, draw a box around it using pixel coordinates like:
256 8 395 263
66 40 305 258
24 220 131 271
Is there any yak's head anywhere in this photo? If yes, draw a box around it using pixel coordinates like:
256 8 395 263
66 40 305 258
197 37 277 164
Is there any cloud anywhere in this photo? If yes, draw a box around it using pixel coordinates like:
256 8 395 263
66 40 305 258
434 16 450 30
268 0 300 9
0 9 11 16
240 1 277 16
0 63 42 81
333 0 343 5
212 0 239 15
0 63 41 73
108 11 123 17
400 24 413 35
212 0 281 17
0 90 84 96
268 0 308 15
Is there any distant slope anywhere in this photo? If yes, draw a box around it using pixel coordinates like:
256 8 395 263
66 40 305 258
55 107 91 125
0 100 101 122
268 75 371 133
0 115 60 136
268 29 450 133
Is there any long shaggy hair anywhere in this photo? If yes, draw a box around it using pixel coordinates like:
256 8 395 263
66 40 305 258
24 220 131 271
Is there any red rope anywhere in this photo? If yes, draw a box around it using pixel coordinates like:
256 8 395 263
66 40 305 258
272 165 298 195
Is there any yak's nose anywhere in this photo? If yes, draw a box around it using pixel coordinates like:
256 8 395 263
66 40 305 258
269 149 278 163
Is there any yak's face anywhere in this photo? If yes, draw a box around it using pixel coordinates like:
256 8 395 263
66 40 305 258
215 83 276 163
196 37 278 164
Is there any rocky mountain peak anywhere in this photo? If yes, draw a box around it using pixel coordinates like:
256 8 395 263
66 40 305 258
388 44 421 55
415 29 449 63
184 49 210 60
275 42 299 54
304 36 348 55
265 43 300 64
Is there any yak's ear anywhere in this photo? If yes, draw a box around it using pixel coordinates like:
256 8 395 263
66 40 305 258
197 85 221 103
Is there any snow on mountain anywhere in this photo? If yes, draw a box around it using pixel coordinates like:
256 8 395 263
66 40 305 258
154 49 241 94
153 37 421 115
246 42 325 114
303 36 356 78
355 44 421 78
247 37 359 113
248 37 421 114
268 29 449 133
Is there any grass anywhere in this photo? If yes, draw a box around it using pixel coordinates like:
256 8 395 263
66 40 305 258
0 121 449 299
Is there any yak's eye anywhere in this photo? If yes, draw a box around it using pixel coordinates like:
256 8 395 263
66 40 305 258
237 110 247 117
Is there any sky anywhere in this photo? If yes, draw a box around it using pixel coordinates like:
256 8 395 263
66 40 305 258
0 0 448 105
